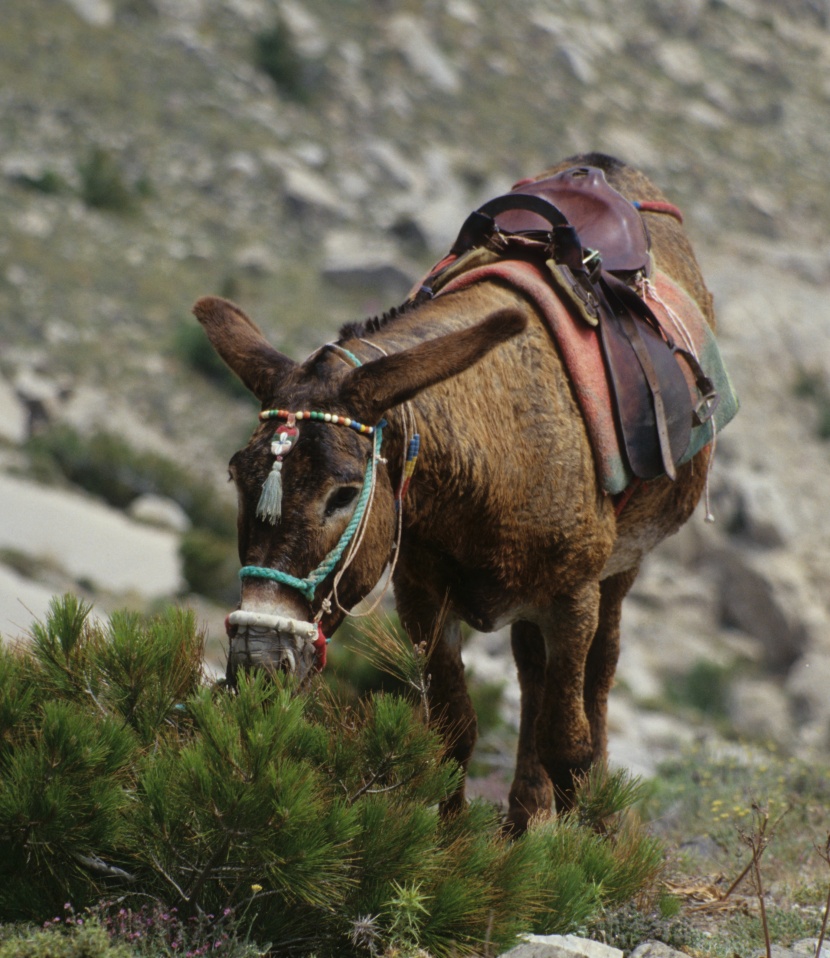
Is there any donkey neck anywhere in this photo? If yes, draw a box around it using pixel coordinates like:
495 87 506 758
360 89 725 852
339 279 538 505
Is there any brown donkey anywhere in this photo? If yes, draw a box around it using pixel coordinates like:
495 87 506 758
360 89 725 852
194 154 732 834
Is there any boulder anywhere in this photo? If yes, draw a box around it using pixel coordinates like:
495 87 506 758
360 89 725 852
715 548 823 672
728 676 794 747
501 934 623 958
786 653 830 752
321 230 418 297
0 473 182 599
630 943 691 958
283 166 345 219
63 0 114 26
128 494 191 533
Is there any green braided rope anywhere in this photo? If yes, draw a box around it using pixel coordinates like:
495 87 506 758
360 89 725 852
239 424 383 601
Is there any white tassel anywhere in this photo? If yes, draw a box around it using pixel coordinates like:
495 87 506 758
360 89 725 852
257 460 283 524
256 427 298 524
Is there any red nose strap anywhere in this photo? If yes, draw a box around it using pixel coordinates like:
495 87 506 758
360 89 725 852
313 624 328 671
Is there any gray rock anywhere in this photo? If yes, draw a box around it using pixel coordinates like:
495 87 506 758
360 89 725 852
722 466 797 548
0 374 28 445
749 947 805 958
0 473 182 599
321 231 418 297
279 0 327 58
63 0 114 26
728 676 794 747
128 494 191 533
283 166 346 219
502 934 623 958
792 940 830 958
655 39 706 86
630 942 689 958
386 15 460 93
716 548 822 673
786 654 830 751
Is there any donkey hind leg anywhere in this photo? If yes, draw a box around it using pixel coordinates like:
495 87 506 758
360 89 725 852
396 592 477 818
584 566 640 764
505 620 554 835
537 582 601 813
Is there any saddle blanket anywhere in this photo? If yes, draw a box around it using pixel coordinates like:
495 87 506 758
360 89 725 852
434 259 739 495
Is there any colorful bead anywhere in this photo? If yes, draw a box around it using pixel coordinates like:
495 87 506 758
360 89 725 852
258 407 375 435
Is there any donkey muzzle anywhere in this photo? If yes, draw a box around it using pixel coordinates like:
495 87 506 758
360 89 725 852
226 610 322 682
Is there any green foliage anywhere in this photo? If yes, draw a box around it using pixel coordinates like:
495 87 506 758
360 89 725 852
0 904 265 958
94 608 205 743
793 365 830 440
78 146 140 213
179 528 240 606
12 168 69 195
524 766 666 936
0 920 131 958
254 20 323 102
665 658 733 720
586 902 696 953
0 596 668 956
0 598 203 920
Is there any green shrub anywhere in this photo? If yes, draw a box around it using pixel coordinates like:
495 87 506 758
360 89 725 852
0 596 668 957
78 147 139 213
179 528 239 605
587 902 696 953
12 168 69 195
665 658 733 720
793 365 830 441
0 920 131 958
254 20 323 102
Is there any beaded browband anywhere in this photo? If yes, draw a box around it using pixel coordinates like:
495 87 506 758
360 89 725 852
259 408 377 435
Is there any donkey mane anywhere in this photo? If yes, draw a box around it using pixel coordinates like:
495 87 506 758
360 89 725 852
338 301 416 341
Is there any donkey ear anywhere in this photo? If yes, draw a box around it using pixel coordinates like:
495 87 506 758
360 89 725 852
339 307 527 423
192 297 297 401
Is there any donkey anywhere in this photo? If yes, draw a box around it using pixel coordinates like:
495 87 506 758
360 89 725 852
194 154 726 834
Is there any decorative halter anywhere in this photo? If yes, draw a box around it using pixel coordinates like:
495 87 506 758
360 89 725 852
240 407 385 602
232 343 421 672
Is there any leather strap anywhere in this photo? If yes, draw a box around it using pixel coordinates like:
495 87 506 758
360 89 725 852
450 193 577 258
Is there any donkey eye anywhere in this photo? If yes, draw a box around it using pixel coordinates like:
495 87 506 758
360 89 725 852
325 486 359 516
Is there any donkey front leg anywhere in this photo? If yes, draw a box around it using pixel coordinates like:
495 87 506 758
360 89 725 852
584 567 639 763
395 585 477 818
505 620 554 835
537 582 601 811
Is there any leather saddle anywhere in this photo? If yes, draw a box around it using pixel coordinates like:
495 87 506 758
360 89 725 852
495 166 650 273
443 165 717 482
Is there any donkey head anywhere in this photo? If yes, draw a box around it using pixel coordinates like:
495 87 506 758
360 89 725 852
193 296 526 683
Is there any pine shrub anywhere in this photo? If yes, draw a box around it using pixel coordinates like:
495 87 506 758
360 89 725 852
0 596 668 956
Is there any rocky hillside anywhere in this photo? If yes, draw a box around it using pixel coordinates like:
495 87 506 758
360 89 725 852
1 0 830 787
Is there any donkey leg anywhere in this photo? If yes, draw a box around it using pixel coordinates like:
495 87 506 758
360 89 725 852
584 566 640 762
395 587 477 817
505 620 554 835
538 582 601 812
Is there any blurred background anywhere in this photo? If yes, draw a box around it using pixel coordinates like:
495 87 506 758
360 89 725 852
1 0 830 784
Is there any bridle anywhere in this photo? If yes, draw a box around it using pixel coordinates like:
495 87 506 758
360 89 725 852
230 345 420 670
239 409 386 603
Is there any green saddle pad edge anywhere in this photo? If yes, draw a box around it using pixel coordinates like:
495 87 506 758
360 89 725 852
604 324 739 496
